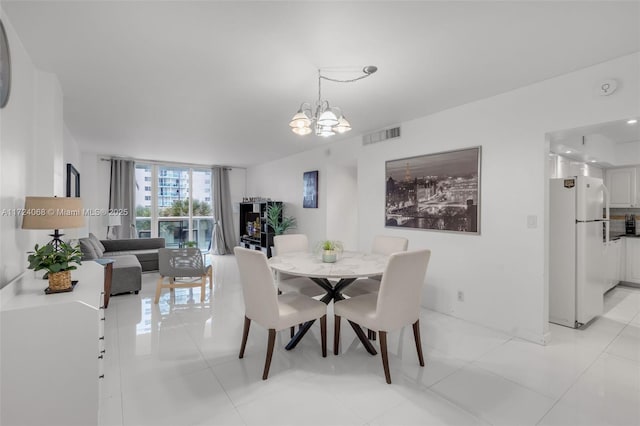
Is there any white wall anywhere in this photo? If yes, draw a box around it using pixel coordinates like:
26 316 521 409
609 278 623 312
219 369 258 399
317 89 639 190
0 12 73 288
247 52 640 344
247 142 361 249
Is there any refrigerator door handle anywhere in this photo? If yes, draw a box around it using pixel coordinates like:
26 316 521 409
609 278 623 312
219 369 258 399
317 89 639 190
603 183 610 244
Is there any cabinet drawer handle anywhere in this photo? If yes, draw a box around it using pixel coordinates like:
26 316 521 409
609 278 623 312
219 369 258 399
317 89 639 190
101 317 106 321
101 349 106 354
99 336 105 340
98 355 103 359
99 375 105 379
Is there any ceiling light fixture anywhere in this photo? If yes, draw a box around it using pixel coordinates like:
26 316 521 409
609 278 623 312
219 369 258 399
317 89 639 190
289 65 378 137
627 119 638 124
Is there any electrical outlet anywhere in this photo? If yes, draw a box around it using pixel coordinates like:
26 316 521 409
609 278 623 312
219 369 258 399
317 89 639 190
457 290 464 302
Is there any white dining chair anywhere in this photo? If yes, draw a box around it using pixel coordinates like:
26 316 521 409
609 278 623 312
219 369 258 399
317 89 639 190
333 249 431 384
343 235 409 298
234 247 327 380
273 234 325 298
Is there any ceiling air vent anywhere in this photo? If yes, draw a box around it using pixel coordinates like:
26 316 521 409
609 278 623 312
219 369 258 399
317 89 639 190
362 126 401 145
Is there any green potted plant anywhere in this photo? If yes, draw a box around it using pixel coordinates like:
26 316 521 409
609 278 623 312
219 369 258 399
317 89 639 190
27 241 82 291
266 203 297 235
315 240 343 263
183 240 198 248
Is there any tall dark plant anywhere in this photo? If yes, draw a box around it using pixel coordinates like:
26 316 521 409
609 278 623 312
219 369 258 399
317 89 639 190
266 203 297 235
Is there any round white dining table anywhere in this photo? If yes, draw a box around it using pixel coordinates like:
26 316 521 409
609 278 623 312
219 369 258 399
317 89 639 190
269 251 388 354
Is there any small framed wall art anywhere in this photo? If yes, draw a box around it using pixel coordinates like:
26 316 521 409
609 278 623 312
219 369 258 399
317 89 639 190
66 163 80 197
303 170 318 208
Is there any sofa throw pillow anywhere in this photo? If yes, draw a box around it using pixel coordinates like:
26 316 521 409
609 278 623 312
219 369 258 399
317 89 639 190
88 233 105 257
79 238 98 260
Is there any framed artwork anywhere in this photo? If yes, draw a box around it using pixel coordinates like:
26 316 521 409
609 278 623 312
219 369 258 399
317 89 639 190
303 170 318 208
385 146 481 234
0 19 11 108
66 163 80 197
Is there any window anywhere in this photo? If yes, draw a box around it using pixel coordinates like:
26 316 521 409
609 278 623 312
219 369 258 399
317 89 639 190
135 163 213 250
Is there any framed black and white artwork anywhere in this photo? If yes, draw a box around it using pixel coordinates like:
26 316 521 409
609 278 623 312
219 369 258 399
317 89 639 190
66 163 80 197
303 170 318 208
385 147 481 234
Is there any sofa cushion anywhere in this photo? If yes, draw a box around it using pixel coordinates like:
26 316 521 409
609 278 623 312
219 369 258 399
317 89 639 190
88 233 105 257
103 249 158 263
110 255 142 295
79 238 97 260
101 238 165 252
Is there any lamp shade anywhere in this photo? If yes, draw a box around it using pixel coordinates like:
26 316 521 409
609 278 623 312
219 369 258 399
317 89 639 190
289 111 311 128
333 116 352 134
21 197 85 230
317 109 339 127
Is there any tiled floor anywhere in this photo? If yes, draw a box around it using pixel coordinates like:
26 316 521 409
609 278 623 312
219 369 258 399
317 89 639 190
99 255 640 426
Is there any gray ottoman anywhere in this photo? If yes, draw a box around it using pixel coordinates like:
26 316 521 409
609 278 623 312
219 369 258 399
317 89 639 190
111 255 142 295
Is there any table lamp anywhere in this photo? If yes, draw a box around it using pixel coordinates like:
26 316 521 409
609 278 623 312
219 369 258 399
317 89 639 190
21 196 85 249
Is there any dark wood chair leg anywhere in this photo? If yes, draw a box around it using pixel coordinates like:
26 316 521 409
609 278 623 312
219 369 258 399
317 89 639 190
239 316 251 358
379 331 392 384
334 315 341 355
320 315 327 357
412 320 425 367
262 329 276 380
368 329 377 340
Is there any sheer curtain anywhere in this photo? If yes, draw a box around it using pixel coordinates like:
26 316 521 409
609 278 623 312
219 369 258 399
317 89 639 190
109 159 137 239
212 167 237 254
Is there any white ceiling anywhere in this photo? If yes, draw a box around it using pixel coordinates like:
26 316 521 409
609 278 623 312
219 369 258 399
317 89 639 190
3 1 639 167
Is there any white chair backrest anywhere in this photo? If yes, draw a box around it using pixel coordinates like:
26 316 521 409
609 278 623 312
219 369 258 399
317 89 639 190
234 247 280 326
159 248 205 277
371 235 409 255
376 249 431 331
273 234 309 255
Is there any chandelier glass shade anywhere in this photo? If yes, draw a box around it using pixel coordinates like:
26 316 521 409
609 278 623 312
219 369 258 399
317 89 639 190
289 66 377 137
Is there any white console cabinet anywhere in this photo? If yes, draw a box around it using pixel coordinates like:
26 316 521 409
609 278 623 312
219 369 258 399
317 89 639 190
0 262 104 426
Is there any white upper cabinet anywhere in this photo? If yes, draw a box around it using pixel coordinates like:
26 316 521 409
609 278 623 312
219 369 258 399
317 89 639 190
606 167 638 207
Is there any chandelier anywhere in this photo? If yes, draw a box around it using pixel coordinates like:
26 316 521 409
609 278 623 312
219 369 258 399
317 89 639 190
289 65 378 137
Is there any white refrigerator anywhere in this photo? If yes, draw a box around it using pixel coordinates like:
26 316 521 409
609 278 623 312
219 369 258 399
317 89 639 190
549 176 609 328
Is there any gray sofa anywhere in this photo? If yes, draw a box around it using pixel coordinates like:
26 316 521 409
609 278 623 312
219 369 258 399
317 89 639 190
79 234 165 295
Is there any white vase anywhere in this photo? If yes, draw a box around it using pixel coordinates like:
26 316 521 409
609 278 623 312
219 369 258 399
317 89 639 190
322 250 337 263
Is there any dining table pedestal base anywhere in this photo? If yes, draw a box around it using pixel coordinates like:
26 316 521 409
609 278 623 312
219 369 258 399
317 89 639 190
284 277 378 356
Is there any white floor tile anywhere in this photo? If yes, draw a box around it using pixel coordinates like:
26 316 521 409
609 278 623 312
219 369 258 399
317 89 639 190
538 353 640 426
369 388 488 426
120 367 239 426
98 256 640 426
431 364 556 426
605 322 640 363
472 335 601 398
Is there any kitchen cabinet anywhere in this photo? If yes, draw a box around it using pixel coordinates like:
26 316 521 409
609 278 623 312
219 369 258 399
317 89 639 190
604 239 623 292
605 167 638 207
624 237 640 284
0 262 104 426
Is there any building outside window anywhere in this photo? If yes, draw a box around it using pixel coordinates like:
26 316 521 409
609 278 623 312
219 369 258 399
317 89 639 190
135 164 213 250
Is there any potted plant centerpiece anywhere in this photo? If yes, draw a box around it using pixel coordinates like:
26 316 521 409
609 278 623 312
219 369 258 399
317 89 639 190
27 241 82 292
266 203 297 236
316 240 343 263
